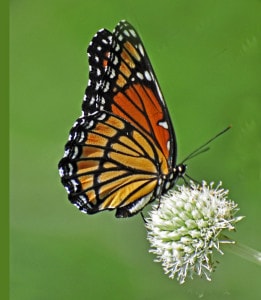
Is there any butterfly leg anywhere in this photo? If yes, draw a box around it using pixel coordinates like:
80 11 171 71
140 211 147 223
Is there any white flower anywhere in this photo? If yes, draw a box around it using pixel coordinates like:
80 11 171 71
146 181 244 284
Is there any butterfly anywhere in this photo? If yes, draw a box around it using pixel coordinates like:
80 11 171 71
58 20 186 218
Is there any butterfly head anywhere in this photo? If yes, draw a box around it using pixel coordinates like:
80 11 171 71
175 164 187 178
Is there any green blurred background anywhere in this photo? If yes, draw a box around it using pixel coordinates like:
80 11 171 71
10 0 261 299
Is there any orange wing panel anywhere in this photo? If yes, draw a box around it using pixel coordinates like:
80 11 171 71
98 174 157 209
112 83 170 159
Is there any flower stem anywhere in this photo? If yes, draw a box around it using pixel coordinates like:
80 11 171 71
220 236 261 266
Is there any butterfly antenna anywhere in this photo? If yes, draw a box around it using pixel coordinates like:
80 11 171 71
184 146 210 160
181 125 231 164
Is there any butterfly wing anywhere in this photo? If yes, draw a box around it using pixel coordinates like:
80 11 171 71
83 21 177 167
59 20 178 217
59 111 169 217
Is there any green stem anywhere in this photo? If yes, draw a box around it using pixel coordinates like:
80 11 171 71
220 236 261 266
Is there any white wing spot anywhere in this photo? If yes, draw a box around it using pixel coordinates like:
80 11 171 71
97 113 106 121
129 29 137 37
71 146 79 159
138 44 145 56
67 163 74 176
103 82 110 92
80 118 85 125
86 119 94 129
79 195 87 204
113 55 119 65
110 68 116 78
165 181 170 191
59 167 64 177
100 96 105 104
69 133 75 141
64 148 70 156
144 70 152 81
124 29 130 37
155 82 164 103
115 43 120 52
72 120 79 127
78 131 85 143
158 121 168 129
95 82 100 90
71 179 79 192
167 140 170 151
89 96 95 105
136 72 144 80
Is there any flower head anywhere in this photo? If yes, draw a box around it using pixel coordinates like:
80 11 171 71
146 181 244 284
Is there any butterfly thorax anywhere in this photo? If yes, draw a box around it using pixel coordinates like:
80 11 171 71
162 163 187 193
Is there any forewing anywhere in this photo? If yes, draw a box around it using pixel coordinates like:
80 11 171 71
58 111 169 217
82 20 177 167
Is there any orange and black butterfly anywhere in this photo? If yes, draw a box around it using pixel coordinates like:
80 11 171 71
58 20 186 217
